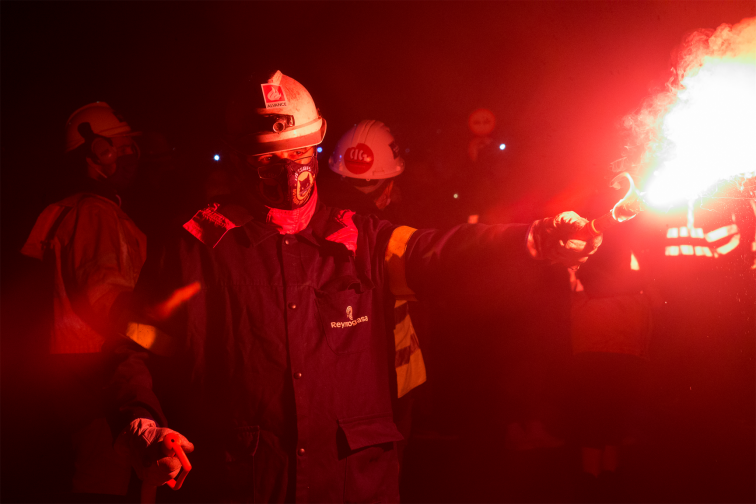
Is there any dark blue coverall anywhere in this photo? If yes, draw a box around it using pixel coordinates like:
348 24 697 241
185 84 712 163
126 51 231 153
108 198 543 503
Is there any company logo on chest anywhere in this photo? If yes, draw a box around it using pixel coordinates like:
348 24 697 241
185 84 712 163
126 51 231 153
331 305 369 328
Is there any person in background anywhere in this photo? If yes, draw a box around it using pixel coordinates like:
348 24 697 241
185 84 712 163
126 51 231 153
569 235 661 502
20 102 146 499
323 120 427 472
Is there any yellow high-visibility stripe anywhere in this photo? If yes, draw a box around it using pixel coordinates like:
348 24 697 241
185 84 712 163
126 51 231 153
124 321 176 357
385 226 418 301
396 351 427 399
393 299 426 398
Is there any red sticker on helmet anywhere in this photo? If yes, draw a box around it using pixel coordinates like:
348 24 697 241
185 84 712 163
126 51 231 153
344 144 374 174
261 84 288 109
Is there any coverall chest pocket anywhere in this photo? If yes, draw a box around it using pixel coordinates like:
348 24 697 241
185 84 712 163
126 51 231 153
315 275 375 354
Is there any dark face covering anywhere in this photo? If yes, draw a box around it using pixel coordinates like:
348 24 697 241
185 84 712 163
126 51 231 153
108 154 139 192
249 155 319 210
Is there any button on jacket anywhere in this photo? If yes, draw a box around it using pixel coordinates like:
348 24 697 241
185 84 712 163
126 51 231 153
109 199 540 503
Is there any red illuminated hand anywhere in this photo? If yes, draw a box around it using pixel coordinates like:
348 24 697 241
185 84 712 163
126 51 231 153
528 211 603 269
117 418 194 486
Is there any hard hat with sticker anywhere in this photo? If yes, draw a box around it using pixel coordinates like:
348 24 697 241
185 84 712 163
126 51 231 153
329 121 404 180
344 143 374 174
224 70 326 155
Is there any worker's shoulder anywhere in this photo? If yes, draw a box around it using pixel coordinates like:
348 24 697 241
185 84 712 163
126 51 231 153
45 192 123 227
43 192 110 210
182 200 254 248
60 192 120 213
322 205 395 229
319 206 404 257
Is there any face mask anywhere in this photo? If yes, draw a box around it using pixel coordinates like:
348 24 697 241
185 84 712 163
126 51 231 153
373 179 394 210
253 155 318 210
108 154 139 191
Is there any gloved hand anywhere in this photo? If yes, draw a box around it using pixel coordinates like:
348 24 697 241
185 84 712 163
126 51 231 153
528 211 603 269
115 418 194 486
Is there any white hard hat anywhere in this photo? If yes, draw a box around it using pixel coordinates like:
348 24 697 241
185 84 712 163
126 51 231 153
65 102 139 153
224 70 327 156
329 120 405 180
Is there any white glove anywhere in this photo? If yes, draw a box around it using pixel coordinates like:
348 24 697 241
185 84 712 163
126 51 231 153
528 211 603 269
115 418 194 486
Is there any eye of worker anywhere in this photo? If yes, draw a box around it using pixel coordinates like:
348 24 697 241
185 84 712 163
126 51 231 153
113 136 140 159
247 146 314 167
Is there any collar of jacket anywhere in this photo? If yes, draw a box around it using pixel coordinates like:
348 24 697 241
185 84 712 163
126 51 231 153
80 178 121 206
303 204 358 254
184 191 358 254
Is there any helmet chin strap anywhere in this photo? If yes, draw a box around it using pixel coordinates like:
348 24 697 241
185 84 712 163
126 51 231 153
94 164 110 180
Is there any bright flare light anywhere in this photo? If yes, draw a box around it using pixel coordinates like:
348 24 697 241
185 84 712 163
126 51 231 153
646 60 756 205
625 17 756 207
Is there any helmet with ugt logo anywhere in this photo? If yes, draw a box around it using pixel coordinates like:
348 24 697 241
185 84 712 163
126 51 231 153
328 120 405 180
223 70 327 156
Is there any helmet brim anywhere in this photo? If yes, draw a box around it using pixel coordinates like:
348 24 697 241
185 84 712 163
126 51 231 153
228 119 326 156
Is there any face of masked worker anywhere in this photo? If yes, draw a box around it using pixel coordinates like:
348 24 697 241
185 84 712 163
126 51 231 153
240 146 318 210
110 153 140 191
89 136 141 191
346 177 396 210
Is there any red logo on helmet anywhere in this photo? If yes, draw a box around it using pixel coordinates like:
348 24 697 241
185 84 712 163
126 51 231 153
261 84 287 109
344 144 374 174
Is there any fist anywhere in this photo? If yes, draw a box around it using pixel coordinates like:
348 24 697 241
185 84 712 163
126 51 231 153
118 418 195 486
529 211 603 269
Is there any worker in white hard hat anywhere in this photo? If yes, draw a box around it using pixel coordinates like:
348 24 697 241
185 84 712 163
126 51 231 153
20 102 146 498
325 120 406 216
323 120 425 473
108 70 603 503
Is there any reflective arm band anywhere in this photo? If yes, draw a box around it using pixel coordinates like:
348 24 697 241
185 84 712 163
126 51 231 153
384 226 418 301
394 300 426 397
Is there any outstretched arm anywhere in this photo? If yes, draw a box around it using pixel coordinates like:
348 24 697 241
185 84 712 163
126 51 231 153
385 212 601 312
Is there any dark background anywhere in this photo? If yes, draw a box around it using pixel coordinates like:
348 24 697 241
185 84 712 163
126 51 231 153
2 2 754 503
3 1 754 242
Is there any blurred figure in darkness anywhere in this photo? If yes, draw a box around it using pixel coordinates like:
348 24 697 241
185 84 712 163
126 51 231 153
569 230 661 502
632 199 756 503
20 102 145 500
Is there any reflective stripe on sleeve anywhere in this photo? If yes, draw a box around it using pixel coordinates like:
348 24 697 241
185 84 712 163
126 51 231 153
384 226 418 301
124 321 176 357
